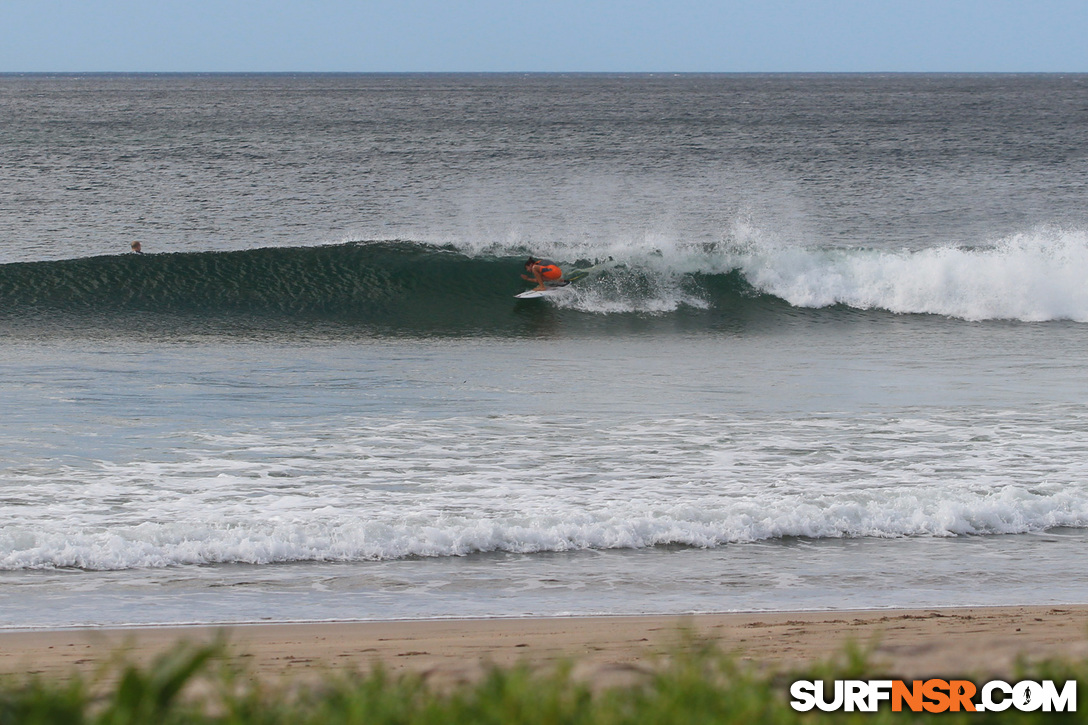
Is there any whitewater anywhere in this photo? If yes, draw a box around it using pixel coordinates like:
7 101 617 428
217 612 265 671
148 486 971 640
1 72 1087 627
5 409 1088 571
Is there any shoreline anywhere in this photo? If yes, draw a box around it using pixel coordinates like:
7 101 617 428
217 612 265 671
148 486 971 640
2 606 1087 686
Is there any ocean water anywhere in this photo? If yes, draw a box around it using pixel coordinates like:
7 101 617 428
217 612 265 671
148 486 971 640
2 73 1088 628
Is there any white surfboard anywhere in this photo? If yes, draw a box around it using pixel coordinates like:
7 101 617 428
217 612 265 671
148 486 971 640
515 278 574 299
514 287 566 299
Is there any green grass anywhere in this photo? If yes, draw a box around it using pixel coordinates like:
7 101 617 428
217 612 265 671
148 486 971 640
1 636 1086 724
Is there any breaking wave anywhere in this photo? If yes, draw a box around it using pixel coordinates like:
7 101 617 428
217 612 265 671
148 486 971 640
1 227 1085 334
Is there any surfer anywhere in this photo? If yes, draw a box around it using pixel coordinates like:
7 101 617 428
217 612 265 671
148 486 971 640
522 256 563 290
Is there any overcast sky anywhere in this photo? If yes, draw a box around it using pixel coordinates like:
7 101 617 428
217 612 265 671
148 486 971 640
2 0 1086 73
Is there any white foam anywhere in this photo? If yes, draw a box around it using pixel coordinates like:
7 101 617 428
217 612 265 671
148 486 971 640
736 228 1088 321
3 411 1088 570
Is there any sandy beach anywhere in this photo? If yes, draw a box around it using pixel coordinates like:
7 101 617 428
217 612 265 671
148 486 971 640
2 606 1086 688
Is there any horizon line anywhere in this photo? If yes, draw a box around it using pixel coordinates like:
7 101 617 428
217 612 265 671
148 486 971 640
3 70 1087 76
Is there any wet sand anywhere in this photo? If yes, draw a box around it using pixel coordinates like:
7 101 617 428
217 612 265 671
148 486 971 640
2 606 1086 688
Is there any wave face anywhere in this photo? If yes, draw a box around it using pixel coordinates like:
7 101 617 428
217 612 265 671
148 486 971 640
2 229 1087 335
0 242 522 332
